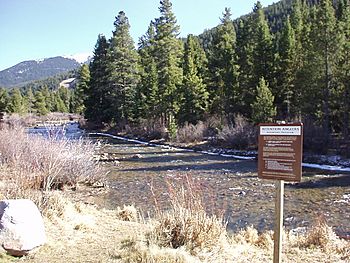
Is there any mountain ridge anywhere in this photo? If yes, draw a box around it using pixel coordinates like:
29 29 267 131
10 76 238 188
0 55 91 88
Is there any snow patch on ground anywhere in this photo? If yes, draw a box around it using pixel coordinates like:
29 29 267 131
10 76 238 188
334 194 350 203
302 163 350 172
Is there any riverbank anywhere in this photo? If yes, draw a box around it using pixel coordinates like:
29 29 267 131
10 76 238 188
0 190 349 263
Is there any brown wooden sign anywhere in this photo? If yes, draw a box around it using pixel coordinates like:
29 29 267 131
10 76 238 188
258 123 303 182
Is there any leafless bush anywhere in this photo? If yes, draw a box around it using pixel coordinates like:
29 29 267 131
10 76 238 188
217 114 257 149
176 122 206 143
204 115 222 137
128 118 167 140
0 125 104 193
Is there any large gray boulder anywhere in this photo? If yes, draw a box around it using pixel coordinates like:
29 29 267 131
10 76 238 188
0 199 46 256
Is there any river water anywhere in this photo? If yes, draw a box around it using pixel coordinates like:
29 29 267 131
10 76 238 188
88 134 350 237
29 124 350 236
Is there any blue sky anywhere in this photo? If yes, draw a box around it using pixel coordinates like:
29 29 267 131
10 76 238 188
0 0 276 71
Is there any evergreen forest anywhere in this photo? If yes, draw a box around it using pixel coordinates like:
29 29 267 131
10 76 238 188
2 0 350 154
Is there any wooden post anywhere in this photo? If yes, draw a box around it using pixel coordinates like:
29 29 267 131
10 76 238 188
273 180 284 263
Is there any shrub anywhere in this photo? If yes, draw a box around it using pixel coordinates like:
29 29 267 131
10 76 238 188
217 114 257 149
0 125 104 192
176 122 206 143
303 217 339 250
131 118 168 140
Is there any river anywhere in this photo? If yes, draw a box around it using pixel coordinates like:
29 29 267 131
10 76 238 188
29 123 350 237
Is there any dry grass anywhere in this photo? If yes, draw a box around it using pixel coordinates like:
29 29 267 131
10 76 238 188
0 124 105 216
120 177 231 262
116 177 350 263
117 205 139 222
0 191 348 262
147 180 227 254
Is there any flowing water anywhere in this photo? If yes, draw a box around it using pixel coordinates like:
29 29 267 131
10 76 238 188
29 124 350 236
89 134 350 237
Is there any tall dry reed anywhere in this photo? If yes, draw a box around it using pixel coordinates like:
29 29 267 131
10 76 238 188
147 175 228 256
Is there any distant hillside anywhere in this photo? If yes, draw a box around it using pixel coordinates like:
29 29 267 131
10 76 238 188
23 70 77 91
0 56 81 88
200 0 323 48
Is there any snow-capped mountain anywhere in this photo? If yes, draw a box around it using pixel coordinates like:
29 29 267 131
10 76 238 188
0 53 92 88
62 52 93 64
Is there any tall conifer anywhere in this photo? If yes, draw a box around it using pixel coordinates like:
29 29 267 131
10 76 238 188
108 11 139 125
207 8 239 120
72 64 90 114
135 22 159 121
154 0 183 127
312 0 339 144
337 1 350 138
9 88 25 114
276 17 296 120
179 34 209 124
85 34 109 123
236 19 255 117
251 77 276 123
251 2 274 89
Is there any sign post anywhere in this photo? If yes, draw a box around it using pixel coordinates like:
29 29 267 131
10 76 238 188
258 123 303 263
274 180 284 263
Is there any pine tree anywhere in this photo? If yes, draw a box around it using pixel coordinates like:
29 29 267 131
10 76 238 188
251 2 274 89
135 22 159 121
178 34 209 125
236 18 255 117
72 64 90 114
107 11 139 125
34 90 49 116
207 8 239 120
41 86 53 112
276 17 296 120
52 91 68 113
236 1 274 120
57 86 71 113
337 0 350 138
8 88 25 114
25 88 35 114
294 6 322 122
154 0 183 128
251 77 276 124
0 88 10 112
289 0 306 119
311 0 339 143
85 34 110 123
